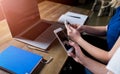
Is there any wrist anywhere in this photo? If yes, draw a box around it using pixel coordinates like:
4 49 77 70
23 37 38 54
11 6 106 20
73 36 81 43
81 25 86 32
78 53 87 65
75 36 83 43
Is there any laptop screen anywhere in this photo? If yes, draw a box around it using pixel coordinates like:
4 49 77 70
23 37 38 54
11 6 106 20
0 0 42 39
1 0 62 49
20 21 51 40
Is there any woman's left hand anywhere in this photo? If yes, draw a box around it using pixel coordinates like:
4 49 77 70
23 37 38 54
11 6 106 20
68 41 85 64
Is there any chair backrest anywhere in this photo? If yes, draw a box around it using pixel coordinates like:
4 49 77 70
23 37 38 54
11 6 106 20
0 0 40 37
114 0 120 8
110 0 118 7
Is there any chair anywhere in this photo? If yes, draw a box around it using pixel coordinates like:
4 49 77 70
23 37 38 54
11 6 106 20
98 0 118 16
91 0 119 16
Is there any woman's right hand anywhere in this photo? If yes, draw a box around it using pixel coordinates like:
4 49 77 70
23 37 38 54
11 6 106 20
70 24 84 33
65 24 81 42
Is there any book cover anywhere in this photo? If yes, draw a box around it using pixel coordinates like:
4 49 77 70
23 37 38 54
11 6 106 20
0 45 43 74
58 11 88 25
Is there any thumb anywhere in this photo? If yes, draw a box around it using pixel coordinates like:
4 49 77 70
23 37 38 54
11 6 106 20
69 41 78 51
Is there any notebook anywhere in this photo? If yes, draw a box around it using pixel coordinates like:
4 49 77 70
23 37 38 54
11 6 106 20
58 11 88 25
0 45 43 74
0 0 63 50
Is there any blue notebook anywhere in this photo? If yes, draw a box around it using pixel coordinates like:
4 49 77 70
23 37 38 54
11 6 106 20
0 45 43 74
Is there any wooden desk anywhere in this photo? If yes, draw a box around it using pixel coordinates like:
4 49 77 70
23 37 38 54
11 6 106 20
0 1 90 74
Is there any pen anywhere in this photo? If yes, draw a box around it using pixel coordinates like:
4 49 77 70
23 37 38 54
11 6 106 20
69 15 81 19
27 45 48 53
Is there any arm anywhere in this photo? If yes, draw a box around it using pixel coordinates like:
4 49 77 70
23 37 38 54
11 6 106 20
81 56 113 74
80 25 107 36
75 34 120 63
79 54 108 74
68 41 110 74
66 25 120 63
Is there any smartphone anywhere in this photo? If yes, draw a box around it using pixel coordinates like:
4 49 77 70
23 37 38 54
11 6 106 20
54 27 73 53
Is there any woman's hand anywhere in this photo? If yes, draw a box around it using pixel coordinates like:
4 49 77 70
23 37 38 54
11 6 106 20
65 24 81 42
68 41 85 64
69 24 84 32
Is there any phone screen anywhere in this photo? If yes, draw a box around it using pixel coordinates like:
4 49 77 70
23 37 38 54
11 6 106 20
56 29 73 51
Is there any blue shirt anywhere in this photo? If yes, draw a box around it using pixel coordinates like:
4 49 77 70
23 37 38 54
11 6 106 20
107 6 120 50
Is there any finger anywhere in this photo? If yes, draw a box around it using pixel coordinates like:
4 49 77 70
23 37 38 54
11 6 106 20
64 20 70 30
69 24 81 31
69 40 74 45
65 24 69 30
69 41 76 46
64 22 68 29
67 52 75 57
68 52 80 63
65 25 72 33
68 25 76 31
69 41 79 51
71 24 79 28
74 57 80 63
77 25 82 30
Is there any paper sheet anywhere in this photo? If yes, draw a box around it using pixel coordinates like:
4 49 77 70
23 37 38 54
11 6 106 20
58 11 88 25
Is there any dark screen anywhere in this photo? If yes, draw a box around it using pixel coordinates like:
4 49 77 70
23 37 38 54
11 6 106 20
57 29 72 51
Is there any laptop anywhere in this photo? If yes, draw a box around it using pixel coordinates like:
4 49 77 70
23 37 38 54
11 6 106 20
1 0 63 50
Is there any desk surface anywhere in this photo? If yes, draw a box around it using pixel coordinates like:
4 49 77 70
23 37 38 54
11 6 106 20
0 1 90 74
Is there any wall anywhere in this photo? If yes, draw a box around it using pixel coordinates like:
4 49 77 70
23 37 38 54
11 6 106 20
0 5 4 21
79 0 86 4
0 0 44 21
0 0 81 21
37 0 44 3
46 0 79 6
